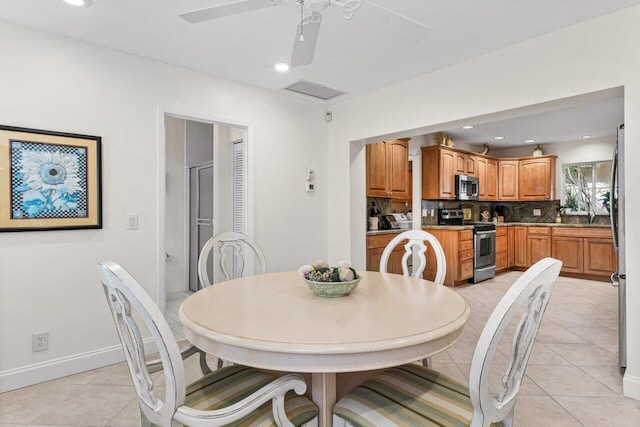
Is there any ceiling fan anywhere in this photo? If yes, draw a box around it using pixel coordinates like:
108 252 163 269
179 0 430 68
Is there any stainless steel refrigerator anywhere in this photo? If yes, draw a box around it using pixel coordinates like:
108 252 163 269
611 124 626 368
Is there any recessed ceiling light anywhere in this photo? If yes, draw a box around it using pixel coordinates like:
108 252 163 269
63 0 92 6
582 135 591 139
461 125 474 129
274 63 290 72
493 136 505 140
525 139 535 143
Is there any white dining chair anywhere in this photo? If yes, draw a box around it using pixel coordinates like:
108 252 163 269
379 229 446 285
198 231 267 288
98 261 318 427
333 257 562 427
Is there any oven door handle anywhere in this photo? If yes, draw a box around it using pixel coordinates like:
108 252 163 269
475 230 496 236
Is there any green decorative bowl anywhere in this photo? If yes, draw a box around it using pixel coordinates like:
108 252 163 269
303 276 361 298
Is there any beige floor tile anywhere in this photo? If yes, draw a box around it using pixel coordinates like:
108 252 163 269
0 381 81 424
512 395 582 427
32 384 136 427
456 363 546 396
535 322 589 344
554 396 640 426
579 365 626 395
545 343 619 366
88 362 137 386
566 326 618 345
429 362 469 385
105 398 141 427
526 365 617 396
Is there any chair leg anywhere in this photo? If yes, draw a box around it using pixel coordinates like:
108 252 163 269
217 357 224 369
421 357 431 368
503 408 514 427
199 351 213 374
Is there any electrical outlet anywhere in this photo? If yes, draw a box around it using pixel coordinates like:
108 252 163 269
32 331 48 352
533 209 541 217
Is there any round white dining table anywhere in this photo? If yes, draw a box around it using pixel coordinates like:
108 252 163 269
179 270 470 427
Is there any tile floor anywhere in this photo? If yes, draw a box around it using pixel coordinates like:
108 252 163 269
2 272 640 426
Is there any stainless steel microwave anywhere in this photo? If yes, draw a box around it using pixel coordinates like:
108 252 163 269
455 174 479 200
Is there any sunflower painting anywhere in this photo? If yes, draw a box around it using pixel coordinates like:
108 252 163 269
0 125 101 231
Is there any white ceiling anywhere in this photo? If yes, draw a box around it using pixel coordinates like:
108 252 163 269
0 1 630 148
1 0 639 102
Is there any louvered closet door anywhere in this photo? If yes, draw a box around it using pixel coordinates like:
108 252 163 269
233 140 246 277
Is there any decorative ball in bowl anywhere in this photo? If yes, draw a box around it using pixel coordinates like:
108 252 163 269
298 261 360 298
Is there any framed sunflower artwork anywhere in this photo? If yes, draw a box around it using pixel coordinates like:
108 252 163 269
0 125 102 232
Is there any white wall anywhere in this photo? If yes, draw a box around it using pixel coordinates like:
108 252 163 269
0 20 328 389
328 6 640 400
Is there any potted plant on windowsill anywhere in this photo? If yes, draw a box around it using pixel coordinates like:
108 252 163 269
564 192 579 213
600 191 611 214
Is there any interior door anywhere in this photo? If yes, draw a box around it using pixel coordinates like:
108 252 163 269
189 163 214 292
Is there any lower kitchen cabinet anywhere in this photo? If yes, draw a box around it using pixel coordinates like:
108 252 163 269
423 228 474 287
513 226 528 267
551 227 616 278
495 226 509 271
527 227 552 265
366 232 405 273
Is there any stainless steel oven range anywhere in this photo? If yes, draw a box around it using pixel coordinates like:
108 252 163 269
473 223 496 283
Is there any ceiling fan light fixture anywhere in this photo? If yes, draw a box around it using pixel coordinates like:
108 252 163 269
274 62 290 72
63 0 92 7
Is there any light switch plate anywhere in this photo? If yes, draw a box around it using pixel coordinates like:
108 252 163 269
127 214 139 230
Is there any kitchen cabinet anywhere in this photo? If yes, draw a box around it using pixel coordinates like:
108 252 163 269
527 226 552 265
519 156 555 200
423 227 474 286
513 226 528 267
455 152 476 176
498 159 519 201
495 226 509 272
366 139 409 199
422 146 456 200
552 227 616 278
477 156 498 201
366 233 405 273
507 226 515 267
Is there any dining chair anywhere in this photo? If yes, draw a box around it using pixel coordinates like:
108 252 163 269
198 231 267 288
98 261 318 427
379 229 446 285
333 257 562 427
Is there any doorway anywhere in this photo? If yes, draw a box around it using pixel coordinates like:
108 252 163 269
160 111 250 332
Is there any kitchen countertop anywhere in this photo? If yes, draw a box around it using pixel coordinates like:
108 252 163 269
366 229 406 236
422 222 611 229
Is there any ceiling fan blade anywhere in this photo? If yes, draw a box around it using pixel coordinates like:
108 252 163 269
180 0 274 23
363 0 431 31
291 12 322 68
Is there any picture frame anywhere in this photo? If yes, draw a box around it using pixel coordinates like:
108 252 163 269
0 125 102 232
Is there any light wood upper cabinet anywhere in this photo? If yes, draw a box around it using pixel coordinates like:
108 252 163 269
455 152 476 176
422 146 456 200
421 146 555 201
498 159 519 200
477 156 498 201
519 156 556 200
366 139 409 199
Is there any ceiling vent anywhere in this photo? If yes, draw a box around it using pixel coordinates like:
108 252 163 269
284 80 345 101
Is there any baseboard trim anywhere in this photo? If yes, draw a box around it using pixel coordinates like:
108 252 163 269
0 339 155 393
623 371 640 401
